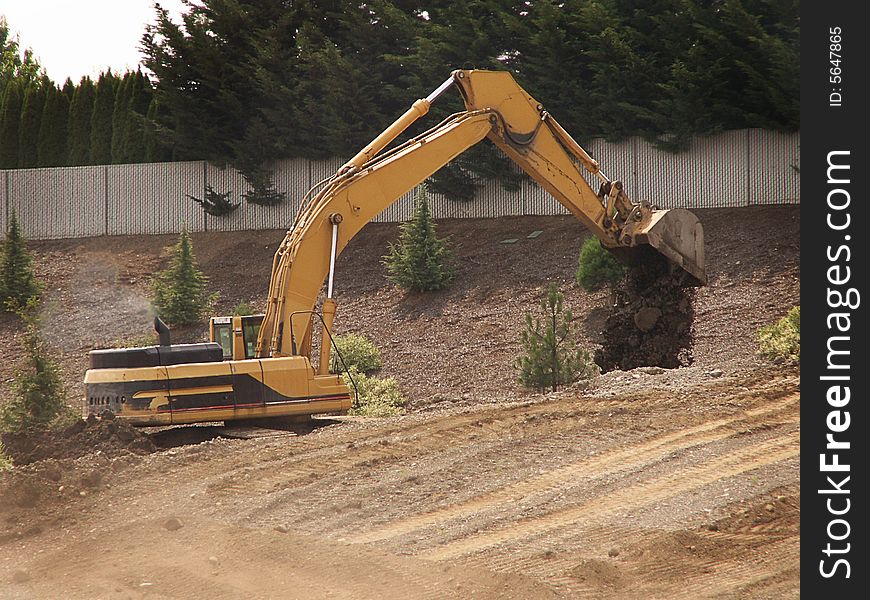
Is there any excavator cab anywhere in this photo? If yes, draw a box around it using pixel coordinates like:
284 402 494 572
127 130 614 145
210 315 265 361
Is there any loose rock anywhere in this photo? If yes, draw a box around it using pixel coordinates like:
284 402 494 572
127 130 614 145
596 251 696 372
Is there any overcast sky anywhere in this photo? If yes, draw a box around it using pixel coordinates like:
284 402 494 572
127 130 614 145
2 0 187 83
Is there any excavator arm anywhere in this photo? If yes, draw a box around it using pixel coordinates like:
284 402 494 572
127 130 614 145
256 69 706 362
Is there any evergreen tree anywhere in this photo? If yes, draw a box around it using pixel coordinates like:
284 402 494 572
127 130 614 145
143 95 172 162
141 0 420 186
151 225 218 325
383 186 454 292
61 77 75 101
576 237 626 292
123 70 152 163
90 71 115 164
187 185 240 216
67 76 95 165
0 212 40 312
17 81 45 168
516 282 597 393
111 71 133 163
36 83 57 166
0 80 22 168
37 84 70 166
0 310 67 432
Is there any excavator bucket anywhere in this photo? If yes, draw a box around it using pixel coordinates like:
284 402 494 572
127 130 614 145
634 208 706 285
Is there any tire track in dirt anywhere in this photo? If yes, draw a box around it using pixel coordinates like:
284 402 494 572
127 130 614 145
633 536 799 599
418 431 798 561
207 375 797 502
207 401 591 498
348 392 798 544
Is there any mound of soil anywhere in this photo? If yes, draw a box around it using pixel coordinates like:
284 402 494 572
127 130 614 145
1 413 155 466
596 250 697 371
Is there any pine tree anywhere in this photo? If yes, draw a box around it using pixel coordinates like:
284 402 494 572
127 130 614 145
17 82 45 168
151 225 217 325
383 186 454 292
90 71 115 165
0 212 41 312
67 76 95 165
0 80 22 168
516 282 597 393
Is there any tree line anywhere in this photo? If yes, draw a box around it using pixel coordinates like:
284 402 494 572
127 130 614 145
2 1 798 198
0 18 170 170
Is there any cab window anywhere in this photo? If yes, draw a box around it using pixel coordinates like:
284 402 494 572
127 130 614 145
242 316 264 359
214 322 233 359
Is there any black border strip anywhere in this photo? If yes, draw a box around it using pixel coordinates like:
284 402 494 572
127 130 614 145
801 1 868 595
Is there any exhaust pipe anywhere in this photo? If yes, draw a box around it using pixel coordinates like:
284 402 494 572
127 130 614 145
154 317 171 347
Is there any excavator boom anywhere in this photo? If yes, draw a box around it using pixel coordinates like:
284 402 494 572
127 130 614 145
257 69 706 360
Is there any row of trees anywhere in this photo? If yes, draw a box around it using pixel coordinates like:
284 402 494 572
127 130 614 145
1 19 170 170
3 2 798 198
140 0 799 199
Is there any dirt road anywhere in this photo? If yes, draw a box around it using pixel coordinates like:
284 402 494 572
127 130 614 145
1 367 798 599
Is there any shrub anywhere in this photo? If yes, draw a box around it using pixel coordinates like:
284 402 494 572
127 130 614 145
0 311 68 432
576 237 626 292
151 225 218 325
516 282 598 392
383 186 454 292
188 185 240 217
757 306 800 363
342 367 407 417
232 300 256 316
331 332 382 374
0 212 41 312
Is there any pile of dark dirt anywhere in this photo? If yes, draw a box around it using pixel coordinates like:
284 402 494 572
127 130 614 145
1 413 155 466
596 250 697 372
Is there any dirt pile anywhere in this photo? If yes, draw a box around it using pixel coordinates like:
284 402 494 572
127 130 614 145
596 250 697 372
1 413 155 466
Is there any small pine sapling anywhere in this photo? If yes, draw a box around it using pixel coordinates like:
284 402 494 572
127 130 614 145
151 225 218 325
516 282 597 392
383 186 454 292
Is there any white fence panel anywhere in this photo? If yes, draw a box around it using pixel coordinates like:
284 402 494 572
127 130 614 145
748 130 800 204
584 137 636 198
108 161 205 235
694 130 748 208
203 162 250 231
9 165 106 239
0 129 800 240
634 138 701 209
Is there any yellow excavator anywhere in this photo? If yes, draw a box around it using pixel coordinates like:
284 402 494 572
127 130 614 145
84 69 706 426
